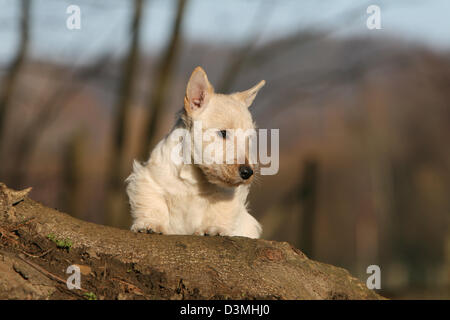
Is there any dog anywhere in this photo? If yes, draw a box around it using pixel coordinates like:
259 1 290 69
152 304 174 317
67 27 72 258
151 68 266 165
126 66 265 238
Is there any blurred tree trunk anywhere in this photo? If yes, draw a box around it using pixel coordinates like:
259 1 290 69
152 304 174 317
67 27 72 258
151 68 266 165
139 0 188 160
12 55 113 189
355 83 389 275
298 159 319 259
0 0 30 163
106 0 144 228
61 130 86 219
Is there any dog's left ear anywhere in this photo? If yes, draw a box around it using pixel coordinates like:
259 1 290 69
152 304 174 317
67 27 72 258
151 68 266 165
233 80 266 108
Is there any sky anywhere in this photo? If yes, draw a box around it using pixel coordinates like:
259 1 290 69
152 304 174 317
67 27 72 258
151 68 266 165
0 0 450 65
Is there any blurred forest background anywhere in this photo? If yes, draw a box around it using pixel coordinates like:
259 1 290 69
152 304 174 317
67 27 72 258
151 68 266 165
0 0 449 299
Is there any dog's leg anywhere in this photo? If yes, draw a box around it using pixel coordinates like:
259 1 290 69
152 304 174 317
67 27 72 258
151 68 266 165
129 196 170 235
126 161 171 234
233 211 262 239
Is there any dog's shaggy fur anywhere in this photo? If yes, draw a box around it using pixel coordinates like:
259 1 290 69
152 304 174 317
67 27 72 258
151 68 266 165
126 67 265 238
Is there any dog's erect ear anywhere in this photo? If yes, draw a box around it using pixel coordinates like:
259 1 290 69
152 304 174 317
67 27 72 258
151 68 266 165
184 66 214 115
233 80 265 108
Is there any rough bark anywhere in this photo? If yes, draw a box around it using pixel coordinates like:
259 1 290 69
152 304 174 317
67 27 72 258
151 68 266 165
0 183 382 300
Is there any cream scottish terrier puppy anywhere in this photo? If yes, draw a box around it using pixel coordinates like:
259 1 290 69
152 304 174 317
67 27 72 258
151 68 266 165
126 67 265 238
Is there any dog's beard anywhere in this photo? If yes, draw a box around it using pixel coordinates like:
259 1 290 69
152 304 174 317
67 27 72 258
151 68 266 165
198 164 249 188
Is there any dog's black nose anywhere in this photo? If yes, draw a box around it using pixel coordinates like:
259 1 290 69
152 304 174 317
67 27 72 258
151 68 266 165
239 165 253 180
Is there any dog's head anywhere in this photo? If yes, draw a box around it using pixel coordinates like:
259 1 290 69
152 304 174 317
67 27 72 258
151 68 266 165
182 66 265 188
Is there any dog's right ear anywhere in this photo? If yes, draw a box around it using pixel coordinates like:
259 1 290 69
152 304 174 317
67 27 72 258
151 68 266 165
184 66 214 116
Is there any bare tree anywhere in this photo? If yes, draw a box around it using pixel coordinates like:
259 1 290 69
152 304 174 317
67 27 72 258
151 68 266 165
106 0 144 227
61 130 86 219
298 159 319 259
139 0 188 160
0 0 31 161
217 1 273 93
11 54 113 188
218 1 373 95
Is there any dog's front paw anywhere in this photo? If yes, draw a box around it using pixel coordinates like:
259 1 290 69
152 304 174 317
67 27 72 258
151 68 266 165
131 220 168 235
194 226 229 237
139 228 162 235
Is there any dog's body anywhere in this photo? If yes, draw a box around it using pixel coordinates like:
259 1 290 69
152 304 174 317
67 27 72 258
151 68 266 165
126 67 265 238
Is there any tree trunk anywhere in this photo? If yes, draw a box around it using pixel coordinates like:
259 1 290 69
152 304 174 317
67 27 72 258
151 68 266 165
139 0 188 160
106 0 144 228
0 0 30 162
0 183 382 300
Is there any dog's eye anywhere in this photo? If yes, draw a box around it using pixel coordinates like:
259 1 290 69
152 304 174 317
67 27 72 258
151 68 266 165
218 130 227 139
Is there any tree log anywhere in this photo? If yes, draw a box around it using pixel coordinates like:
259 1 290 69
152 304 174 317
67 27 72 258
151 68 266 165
0 183 382 300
